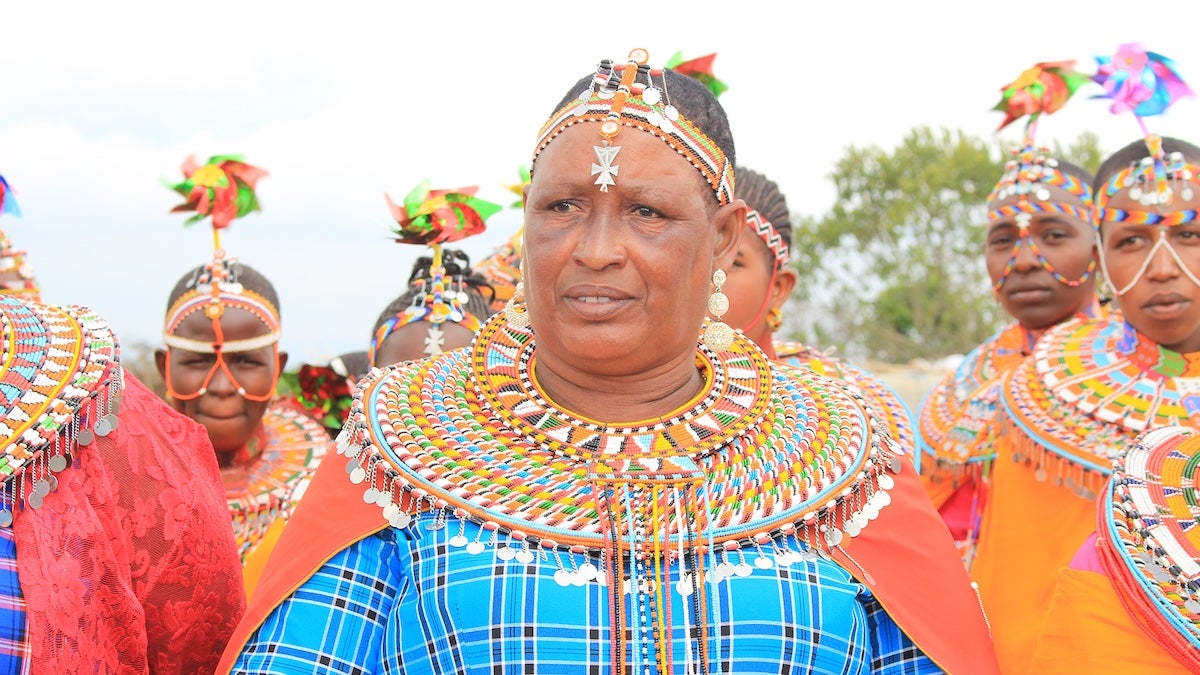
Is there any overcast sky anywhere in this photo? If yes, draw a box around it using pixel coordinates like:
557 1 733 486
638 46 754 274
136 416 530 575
3 1 1198 364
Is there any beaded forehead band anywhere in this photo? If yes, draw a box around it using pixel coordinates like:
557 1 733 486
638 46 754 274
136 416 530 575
745 208 790 270
163 154 279 401
371 181 498 365
532 49 735 205
988 61 1095 291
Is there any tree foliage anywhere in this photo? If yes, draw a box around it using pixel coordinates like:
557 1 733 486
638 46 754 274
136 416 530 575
785 126 1103 363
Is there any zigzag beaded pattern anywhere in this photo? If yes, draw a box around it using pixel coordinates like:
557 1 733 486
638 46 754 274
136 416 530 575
226 401 329 563
342 317 902 551
1105 426 1200 648
1000 316 1200 476
746 209 790 270
0 296 121 515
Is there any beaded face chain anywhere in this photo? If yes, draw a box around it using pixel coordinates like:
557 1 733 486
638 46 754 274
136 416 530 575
533 49 735 205
161 254 281 402
989 211 1097 291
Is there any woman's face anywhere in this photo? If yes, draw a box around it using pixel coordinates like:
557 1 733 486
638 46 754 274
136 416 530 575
985 185 1097 330
1102 187 1200 352
523 123 742 378
155 306 285 454
722 232 797 348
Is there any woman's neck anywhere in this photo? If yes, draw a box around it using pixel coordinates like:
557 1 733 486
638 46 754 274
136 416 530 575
531 351 705 423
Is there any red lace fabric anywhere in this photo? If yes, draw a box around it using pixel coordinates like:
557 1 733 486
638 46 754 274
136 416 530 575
13 373 245 674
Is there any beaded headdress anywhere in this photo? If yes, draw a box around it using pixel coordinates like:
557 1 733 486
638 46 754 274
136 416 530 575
370 181 499 365
1091 45 1198 295
532 48 735 205
987 61 1096 291
162 154 279 401
0 296 123 525
0 175 39 301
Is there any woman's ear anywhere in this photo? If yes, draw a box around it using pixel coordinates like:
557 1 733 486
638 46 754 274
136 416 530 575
712 198 746 272
770 266 799 309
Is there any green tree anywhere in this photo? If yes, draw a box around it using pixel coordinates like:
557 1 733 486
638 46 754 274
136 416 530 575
787 126 1105 363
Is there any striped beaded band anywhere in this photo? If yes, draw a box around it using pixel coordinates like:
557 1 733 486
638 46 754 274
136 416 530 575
163 284 280 348
1100 426 1200 658
986 199 1093 223
1096 161 1200 227
532 63 734 205
0 296 123 524
986 145 1094 211
746 208 790 270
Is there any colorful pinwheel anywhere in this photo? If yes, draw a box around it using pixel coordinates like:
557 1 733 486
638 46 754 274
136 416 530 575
385 180 500 245
665 51 728 99
168 155 267 229
0 175 19 218
992 61 1091 131
1093 43 1193 118
505 165 531 209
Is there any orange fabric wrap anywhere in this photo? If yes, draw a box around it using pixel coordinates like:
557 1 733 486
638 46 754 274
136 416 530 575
970 434 1095 674
1029 568 1192 674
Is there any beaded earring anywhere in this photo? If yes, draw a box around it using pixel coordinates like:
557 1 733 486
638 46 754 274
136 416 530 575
702 269 733 351
766 306 784 332
505 281 530 329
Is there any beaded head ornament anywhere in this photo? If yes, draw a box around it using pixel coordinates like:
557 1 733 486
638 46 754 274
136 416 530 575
987 61 1096 292
0 175 39 301
370 181 499 365
161 154 279 401
1092 44 1199 296
532 48 735 204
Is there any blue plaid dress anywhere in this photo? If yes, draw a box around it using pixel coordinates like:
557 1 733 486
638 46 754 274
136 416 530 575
234 515 938 674
0 528 28 674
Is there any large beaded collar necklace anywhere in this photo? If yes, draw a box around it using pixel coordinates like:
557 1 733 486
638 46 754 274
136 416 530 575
919 323 1033 481
226 401 328 563
1100 426 1200 664
0 296 122 525
338 314 905 567
1001 315 1200 499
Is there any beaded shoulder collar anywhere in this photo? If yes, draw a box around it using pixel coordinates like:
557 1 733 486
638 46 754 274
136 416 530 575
227 400 329 562
1099 426 1200 656
775 339 913 456
918 323 1031 470
0 296 123 525
1001 316 1200 496
339 316 905 555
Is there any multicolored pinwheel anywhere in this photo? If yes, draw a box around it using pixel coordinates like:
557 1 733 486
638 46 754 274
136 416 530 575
168 155 267 230
993 61 1091 132
666 51 728 99
385 180 500 245
1093 43 1193 119
0 175 19 218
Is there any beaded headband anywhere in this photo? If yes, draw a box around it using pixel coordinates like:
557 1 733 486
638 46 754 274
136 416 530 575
745 208 790 270
988 61 1095 290
0 296 123 524
532 49 735 205
373 181 498 365
0 175 39 301
1093 44 1194 219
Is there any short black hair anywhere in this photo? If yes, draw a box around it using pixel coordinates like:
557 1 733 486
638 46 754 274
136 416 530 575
1094 136 1200 194
735 166 792 245
165 261 280 317
372 248 495 333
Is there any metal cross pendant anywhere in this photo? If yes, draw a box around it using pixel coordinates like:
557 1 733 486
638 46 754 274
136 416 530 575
591 144 620 192
424 324 445 355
